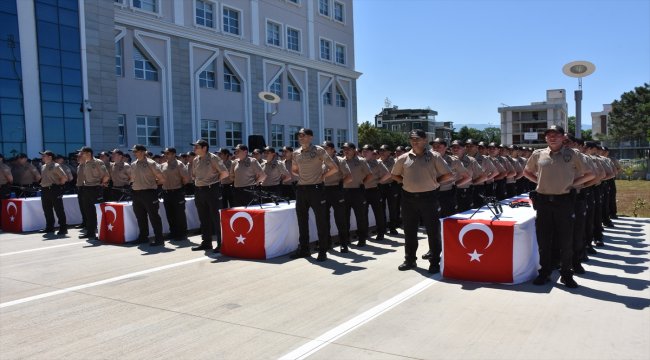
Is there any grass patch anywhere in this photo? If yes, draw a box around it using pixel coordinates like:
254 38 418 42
614 180 650 218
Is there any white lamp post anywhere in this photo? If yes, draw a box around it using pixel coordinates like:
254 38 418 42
562 61 596 138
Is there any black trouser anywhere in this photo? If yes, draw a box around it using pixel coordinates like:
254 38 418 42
515 178 526 195
233 186 256 208
132 189 163 243
401 189 440 264
162 188 187 239
395 183 403 226
484 182 495 197
41 185 66 231
439 188 457 217
109 185 131 202
281 182 296 201
194 184 222 247
608 179 617 217
344 187 368 241
472 184 485 209
379 183 399 231
76 187 86 227
295 184 328 251
495 179 507 200
365 187 386 236
583 187 595 251
184 182 195 196
324 185 348 246
221 183 234 208
593 185 604 241
535 192 576 276
80 186 103 236
601 182 611 223
506 181 517 199
572 192 587 266
0 184 10 221
456 187 473 213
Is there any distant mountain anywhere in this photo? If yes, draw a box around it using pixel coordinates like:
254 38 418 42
453 123 496 130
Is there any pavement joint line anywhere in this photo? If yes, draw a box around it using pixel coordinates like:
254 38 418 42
0 241 87 257
0 256 212 309
278 275 439 360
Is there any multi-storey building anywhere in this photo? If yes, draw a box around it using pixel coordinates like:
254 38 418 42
374 106 453 144
0 0 360 158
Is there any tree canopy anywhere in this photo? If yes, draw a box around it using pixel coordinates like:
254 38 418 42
452 126 501 143
608 83 650 141
357 121 408 149
567 116 594 140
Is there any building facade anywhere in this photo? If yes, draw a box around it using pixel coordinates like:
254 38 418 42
497 89 568 146
591 104 611 140
374 107 453 144
0 0 360 158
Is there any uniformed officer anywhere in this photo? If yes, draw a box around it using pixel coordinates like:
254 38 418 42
465 139 498 206
451 140 486 212
488 143 513 200
605 147 621 220
12 153 41 196
322 141 352 252
393 146 407 224
261 146 290 198
74 153 86 229
430 138 469 218
54 155 74 193
108 149 132 202
581 141 605 256
392 129 453 273
280 146 297 200
39 150 69 235
377 145 399 235
230 144 266 207
161 147 190 241
129 144 166 246
190 139 229 252
290 128 338 261
503 145 523 198
0 154 14 217
184 151 196 196
251 148 263 163
217 149 234 208
341 142 372 248
598 146 616 227
586 142 614 247
77 147 109 240
361 145 392 241
524 125 589 288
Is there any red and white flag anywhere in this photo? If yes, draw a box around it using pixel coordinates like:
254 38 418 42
221 209 266 259
442 218 516 283
98 203 125 243
1 199 23 232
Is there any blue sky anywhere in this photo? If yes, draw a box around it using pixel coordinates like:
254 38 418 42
353 0 650 129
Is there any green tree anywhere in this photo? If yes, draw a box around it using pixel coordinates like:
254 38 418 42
566 116 593 140
357 121 408 149
483 127 501 143
608 83 650 141
456 126 484 142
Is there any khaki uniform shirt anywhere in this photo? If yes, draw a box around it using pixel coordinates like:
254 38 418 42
231 157 265 187
12 163 40 185
59 163 74 182
459 155 483 189
589 155 606 185
40 163 66 187
161 159 189 190
573 151 594 190
131 158 162 191
342 156 371 189
192 152 227 187
261 157 289 186
110 161 132 187
439 154 466 191
324 155 349 187
474 154 497 184
0 163 11 186
293 145 335 186
392 150 452 193
366 159 389 189
525 146 586 195
282 159 298 185
76 164 84 187
489 155 507 179
220 159 233 185
80 158 109 186
379 157 396 184
504 156 522 184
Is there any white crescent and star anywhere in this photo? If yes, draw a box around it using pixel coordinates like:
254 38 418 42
7 202 17 223
230 212 255 245
105 206 117 231
458 223 495 263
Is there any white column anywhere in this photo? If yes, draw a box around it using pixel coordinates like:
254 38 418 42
307 0 315 59
173 0 184 26
78 0 91 146
251 0 259 45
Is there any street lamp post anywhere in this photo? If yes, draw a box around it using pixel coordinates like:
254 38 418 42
258 91 281 146
562 61 596 138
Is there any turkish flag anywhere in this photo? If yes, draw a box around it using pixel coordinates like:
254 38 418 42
220 209 266 259
1 199 23 232
98 203 125 244
442 218 516 283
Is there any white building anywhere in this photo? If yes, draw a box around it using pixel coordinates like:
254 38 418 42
591 104 612 140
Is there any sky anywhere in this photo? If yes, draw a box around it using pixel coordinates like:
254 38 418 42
352 0 650 129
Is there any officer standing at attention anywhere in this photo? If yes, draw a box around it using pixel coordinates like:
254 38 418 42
465 139 498 205
524 125 589 288
451 140 485 212
260 146 290 197
12 153 41 191
190 139 229 252
129 144 166 246
77 147 109 240
230 144 266 207
503 145 524 198
217 149 234 208
361 145 392 241
39 150 69 235
280 146 297 200
0 154 13 221
290 128 338 261
108 149 132 202
341 142 372 248
322 141 352 252
54 155 74 193
161 147 190 241
392 129 453 273
377 145 400 235
431 138 469 218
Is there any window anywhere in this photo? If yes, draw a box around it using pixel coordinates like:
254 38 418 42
287 78 301 101
323 85 332 105
133 46 158 81
270 77 282 97
335 87 346 107
287 0 300 4
195 0 214 28
133 0 157 12
223 63 241 92
118 114 126 146
136 116 160 146
201 119 218 146
336 129 347 149
199 62 215 88
334 1 344 22
266 21 281 47
223 7 240 35
288 126 301 148
271 124 284 147
391 124 399 132
225 121 242 147
320 39 331 61
115 40 123 76
324 128 333 142
319 0 329 16
335 44 345 65
286 27 300 52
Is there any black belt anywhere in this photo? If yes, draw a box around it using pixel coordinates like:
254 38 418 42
83 185 101 189
401 189 438 198
133 189 157 192
296 183 324 189
162 188 183 193
457 187 472 193
41 184 62 190
196 183 220 189
536 191 575 202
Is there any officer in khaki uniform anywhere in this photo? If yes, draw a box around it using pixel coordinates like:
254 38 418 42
108 149 132 202
488 143 513 200
260 146 290 198
341 142 373 248
230 144 266 207
39 150 69 235
322 141 352 252
377 145 400 235
129 144 166 246
392 129 453 274
431 138 470 219
465 139 498 206
217 149 234 208
524 125 590 288
0 154 13 221
290 128 338 262
280 146 298 200
77 147 109 240
190 139 229 252
451 140 486 212
161 147 190 241
12 153 41 196
503 145 523 198
581 141 605 255
362 145 392 241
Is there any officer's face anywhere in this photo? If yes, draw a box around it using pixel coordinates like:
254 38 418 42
234 149 247 160
342 147 355 159
488 147 499 156
298 133 312 147
362 149 373 159
194 144 207 156
41 154 51 164
451 145 463 157
432 143 446 154
134 150 146 160
465 144 477 155
164 152 176 161
545 131 564 148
